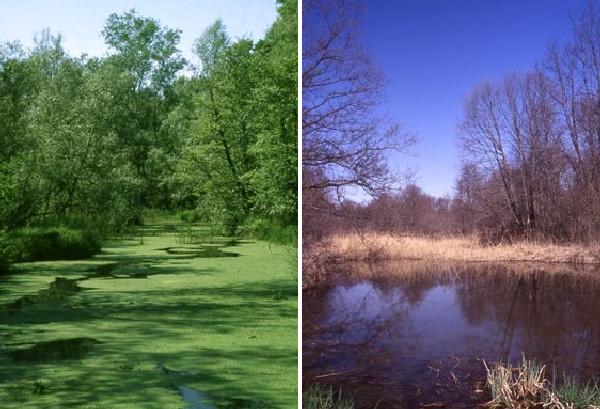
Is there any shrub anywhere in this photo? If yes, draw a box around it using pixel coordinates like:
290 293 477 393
5 227 102 262
241 218 297 244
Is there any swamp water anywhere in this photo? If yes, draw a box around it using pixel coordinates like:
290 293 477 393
303 261 600 408
0 222 297 408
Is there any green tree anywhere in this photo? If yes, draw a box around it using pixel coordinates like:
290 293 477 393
102 10 186 208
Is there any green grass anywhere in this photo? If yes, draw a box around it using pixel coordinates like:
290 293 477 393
554 374 600 408
303 385 354 409
0 219 297 408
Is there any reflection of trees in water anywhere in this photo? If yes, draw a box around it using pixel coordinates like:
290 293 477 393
304 261 600 385
303 280 412 378
453 266 600 378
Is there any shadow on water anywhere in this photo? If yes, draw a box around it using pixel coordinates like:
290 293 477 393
159 246 240 259
303 260 600 408
8 337 101 361
2 277 82 314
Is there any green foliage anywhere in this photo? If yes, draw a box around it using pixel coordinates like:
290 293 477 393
178 209 204 224
0 3 297 243
4 227 101 262
250 0 298 227
176 1 298 236
102 9 186 92
242 218 297 245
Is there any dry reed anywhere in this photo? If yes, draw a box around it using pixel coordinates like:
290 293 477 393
318 232 600 264
484 357 600 409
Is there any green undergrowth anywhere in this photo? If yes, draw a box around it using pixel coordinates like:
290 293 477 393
176 209 298 245
242 218 297 245
3 226 101 263
0 220 297 408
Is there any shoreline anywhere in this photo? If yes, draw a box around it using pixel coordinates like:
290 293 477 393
303 232 600 286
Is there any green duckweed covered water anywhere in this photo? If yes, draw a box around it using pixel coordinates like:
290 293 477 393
0 221 297 408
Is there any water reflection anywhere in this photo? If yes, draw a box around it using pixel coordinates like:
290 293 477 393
303 261 600 408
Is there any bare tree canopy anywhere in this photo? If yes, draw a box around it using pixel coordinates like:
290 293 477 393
303 0 600 245
456 0 600 242
302 0 415 198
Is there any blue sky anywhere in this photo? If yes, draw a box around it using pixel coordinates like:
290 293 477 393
0 0 278 63
359 0 587 197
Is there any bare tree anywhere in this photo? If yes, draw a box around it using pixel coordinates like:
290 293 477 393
459 80 526 234
302 0 415 198
453 163 484 234
544 0 600 240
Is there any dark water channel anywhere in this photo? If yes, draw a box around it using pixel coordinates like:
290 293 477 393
303 261 600 408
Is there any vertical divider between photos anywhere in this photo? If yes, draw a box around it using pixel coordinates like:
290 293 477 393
297 0 303 406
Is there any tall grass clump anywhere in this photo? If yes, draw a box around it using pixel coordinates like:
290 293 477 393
303 384 354 409
4 226 101 262
484 356 600 408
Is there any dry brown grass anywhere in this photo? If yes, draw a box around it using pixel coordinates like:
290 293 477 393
316 232 600 264
484 357 563 408
484 357 600 409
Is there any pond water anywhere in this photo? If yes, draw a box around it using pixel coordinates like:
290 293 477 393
303 261 600 408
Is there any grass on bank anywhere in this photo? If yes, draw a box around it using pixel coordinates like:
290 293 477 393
303 384 355 409
484 357 600 409
312 232 600 264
